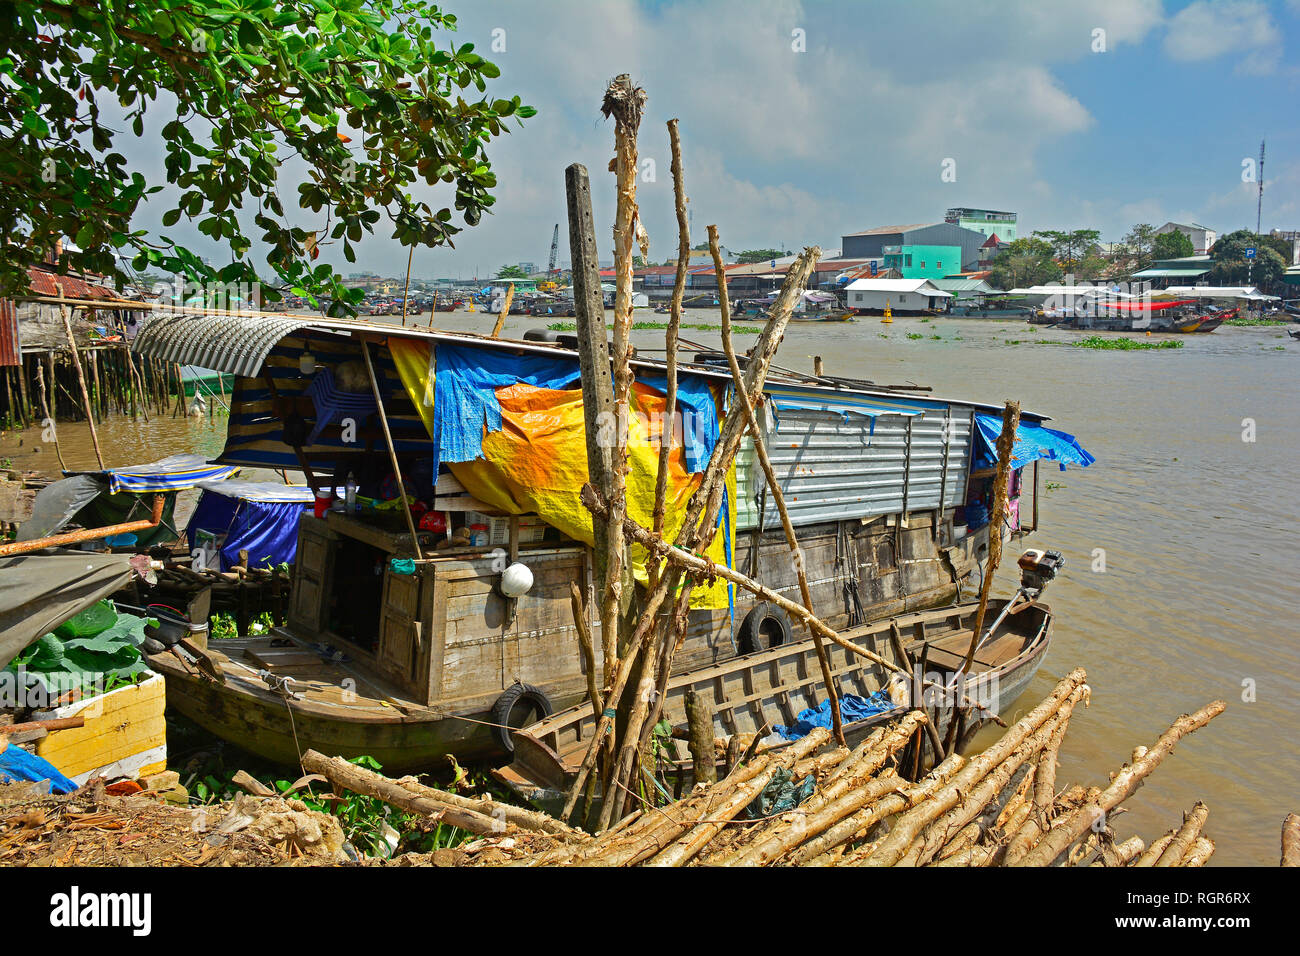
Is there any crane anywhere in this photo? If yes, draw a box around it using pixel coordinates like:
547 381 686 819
539 223 561 292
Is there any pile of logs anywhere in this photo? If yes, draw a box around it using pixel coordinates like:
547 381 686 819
292 669 1229 867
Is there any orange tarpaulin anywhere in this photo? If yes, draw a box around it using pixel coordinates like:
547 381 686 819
389 338 733 609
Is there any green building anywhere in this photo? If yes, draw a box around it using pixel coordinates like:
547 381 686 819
882 244 963 280
944 207 1017 243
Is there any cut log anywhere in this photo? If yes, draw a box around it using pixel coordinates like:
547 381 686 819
1012 701 1225 867
1282 813 1300 867
1154 802 1209 867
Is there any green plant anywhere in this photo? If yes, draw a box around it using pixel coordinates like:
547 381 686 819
906 332 923 340
1070 336 1183 350
3 0 535 312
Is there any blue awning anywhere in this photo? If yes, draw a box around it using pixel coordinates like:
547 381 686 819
974 415 1095 472
66 454 238 494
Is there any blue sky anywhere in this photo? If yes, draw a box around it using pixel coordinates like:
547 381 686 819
129 0 1300 278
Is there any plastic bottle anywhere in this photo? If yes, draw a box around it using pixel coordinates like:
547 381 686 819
345 475 357 513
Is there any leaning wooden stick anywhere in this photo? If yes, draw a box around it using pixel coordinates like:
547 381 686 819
561 246 822 823
709 223 844 746
956 401 1019 687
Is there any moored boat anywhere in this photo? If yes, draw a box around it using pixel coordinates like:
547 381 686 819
495 596 1053 803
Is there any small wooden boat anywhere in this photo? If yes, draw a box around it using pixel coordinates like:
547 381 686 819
788 311 855 323
495 598 1051 803
1168 314 1205 333
1192 308 1236 333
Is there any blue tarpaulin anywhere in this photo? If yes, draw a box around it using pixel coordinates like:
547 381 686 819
0 743 78 794
974 415 1095 472
775 690 897 740
186 483 313 571
432 343 720 472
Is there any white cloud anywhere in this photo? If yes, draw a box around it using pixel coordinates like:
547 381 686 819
1163 1 1282 72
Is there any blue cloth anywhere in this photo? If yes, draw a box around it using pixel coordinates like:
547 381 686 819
0 744 78 794
187 490 310 571
306 366 378 445
432 343 720 473
974 414 1096 473
775 690 896 741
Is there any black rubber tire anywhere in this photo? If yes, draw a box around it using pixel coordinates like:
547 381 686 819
737 602 793 655
490 682 554 754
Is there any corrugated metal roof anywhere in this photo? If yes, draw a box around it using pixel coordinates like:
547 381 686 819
133 312 319 378
844 278 952 296
131 310 1051 422
25 267 116 300
843 223 935 237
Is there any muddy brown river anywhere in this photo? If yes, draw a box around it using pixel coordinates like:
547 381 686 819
3 313 1296 864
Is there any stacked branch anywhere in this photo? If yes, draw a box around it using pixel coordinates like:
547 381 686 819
445 669 1226 867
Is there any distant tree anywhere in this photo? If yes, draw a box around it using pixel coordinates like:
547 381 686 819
1151 230 1195 260
691 242 711 251
1121 224 1158 273
988 237 1062 290
2 0 536 313
736 248 784 264
495 264 528 279
1208 230 1285 288
1260 234 1295 265
1032 229 1102 272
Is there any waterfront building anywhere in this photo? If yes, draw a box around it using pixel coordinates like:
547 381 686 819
944 207 1018 242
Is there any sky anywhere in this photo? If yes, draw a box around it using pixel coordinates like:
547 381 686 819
128 0 1300 279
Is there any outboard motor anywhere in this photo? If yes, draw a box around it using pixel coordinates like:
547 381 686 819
1017 548 1064 594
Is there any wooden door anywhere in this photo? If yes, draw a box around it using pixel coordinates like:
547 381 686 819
289 517 334 635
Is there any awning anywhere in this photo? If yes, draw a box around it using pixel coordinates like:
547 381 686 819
974 415 1095 472
194 480 317 504
66 454 238 494
0 550 137 669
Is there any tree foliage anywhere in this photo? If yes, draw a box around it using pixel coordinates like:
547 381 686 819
1208 229 1285 288
735 248 783 264
1120 223 1158 273
1031 229 1101 272
987 237 1062 290
1 0 535 313
494 264 528 279
1151 230 1194 260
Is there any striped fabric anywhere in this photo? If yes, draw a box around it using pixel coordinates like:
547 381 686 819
68 454 239 494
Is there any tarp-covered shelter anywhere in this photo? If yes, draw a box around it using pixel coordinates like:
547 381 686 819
0 551 138 669
186 480 316 571
973 415 1096 472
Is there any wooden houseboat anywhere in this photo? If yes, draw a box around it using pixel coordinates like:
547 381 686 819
132 312 1093 771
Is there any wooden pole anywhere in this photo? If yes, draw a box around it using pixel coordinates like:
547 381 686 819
651 118 689 550
709 222 844 746
399 245 414 327
561 245 823 823
956 401 1019 688
56 291 105 469
489 282 514 338
358 337 423 561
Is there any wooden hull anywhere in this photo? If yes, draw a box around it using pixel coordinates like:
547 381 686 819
496 599 1052 802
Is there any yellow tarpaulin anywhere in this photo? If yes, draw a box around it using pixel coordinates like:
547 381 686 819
389 338 734 609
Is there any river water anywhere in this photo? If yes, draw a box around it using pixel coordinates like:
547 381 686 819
2 312 1296 865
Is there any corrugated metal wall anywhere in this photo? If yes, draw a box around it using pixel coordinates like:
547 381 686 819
735 395 974 531
0 299 19 367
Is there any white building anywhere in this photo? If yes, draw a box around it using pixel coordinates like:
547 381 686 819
844 278 953 314
1155 222 1217 256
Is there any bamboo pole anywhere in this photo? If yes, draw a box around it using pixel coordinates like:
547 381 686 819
398 245 414 327
569 581 602 711
1153 802 1209 867
56 292 105 469
857 668 1088 867
1283 813 1300 867
1011 700 1225 867
489 282 514 338
358 337 422 561
560 245 822 824
955 401 1019 689
651 118 689 548
709 223 843 747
